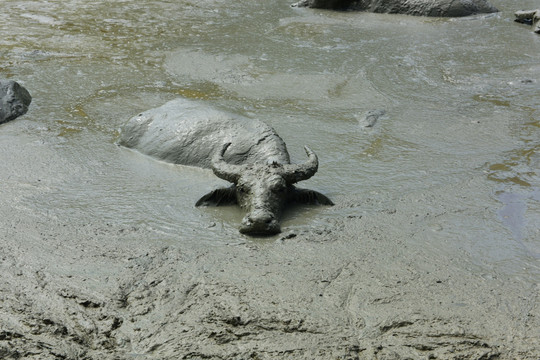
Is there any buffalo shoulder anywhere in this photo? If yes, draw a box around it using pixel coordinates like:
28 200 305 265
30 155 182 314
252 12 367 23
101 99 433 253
291 188 334 205
196 187 237 206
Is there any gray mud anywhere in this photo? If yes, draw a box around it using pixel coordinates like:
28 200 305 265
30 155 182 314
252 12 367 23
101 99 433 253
1 0 540 358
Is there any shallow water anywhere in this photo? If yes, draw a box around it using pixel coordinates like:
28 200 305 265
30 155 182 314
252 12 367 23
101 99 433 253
1 1 539 275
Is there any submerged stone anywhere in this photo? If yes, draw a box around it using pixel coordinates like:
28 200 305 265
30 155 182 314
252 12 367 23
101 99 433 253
359 109 386 128
0 80 32 125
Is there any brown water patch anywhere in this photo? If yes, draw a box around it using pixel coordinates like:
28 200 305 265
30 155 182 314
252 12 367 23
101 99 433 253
487 144 539 188
472 94 511 107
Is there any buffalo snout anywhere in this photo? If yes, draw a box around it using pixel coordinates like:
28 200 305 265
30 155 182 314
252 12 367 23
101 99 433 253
239 210 281 235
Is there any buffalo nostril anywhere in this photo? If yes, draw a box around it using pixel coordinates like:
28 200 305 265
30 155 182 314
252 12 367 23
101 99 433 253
244 213 274 226
258 214 274 224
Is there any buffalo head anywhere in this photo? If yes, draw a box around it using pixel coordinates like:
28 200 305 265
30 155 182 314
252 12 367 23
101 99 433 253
196 143 333 235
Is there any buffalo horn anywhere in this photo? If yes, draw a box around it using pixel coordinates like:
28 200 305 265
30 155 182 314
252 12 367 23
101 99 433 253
282 145 318 184
211 142 243 183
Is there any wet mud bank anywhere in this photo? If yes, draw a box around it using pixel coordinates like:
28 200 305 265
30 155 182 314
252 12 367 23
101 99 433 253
1 131 538 359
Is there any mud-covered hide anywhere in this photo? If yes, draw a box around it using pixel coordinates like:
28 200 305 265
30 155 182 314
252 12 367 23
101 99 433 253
0 80 32 125
292 0 498 17
118 98 290 168
119 98 333 235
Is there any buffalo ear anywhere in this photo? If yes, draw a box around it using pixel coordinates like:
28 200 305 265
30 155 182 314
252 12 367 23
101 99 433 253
291 188 334 205
196 187 237 206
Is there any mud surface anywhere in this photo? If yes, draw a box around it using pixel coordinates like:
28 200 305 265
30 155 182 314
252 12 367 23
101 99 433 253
1 0 540 358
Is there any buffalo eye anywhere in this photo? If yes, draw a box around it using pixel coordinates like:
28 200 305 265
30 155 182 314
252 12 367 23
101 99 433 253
237 185 248 194
273 183 286 193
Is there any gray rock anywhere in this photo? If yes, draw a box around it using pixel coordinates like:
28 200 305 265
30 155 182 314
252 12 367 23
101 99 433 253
0 80 32 124
292 0 498 17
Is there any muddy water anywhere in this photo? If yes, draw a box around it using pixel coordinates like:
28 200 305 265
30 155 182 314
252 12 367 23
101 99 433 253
1 0 539 277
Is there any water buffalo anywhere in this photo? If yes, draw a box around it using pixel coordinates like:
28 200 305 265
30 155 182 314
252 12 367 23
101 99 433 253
118 98 333 235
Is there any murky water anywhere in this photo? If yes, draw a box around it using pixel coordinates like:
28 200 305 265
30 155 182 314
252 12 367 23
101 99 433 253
2 1 539 274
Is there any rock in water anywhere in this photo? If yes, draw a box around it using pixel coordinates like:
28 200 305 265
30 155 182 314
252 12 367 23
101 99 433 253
514 9 540 33
358 109 386 128
0 80 32 124
292 0 498 17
